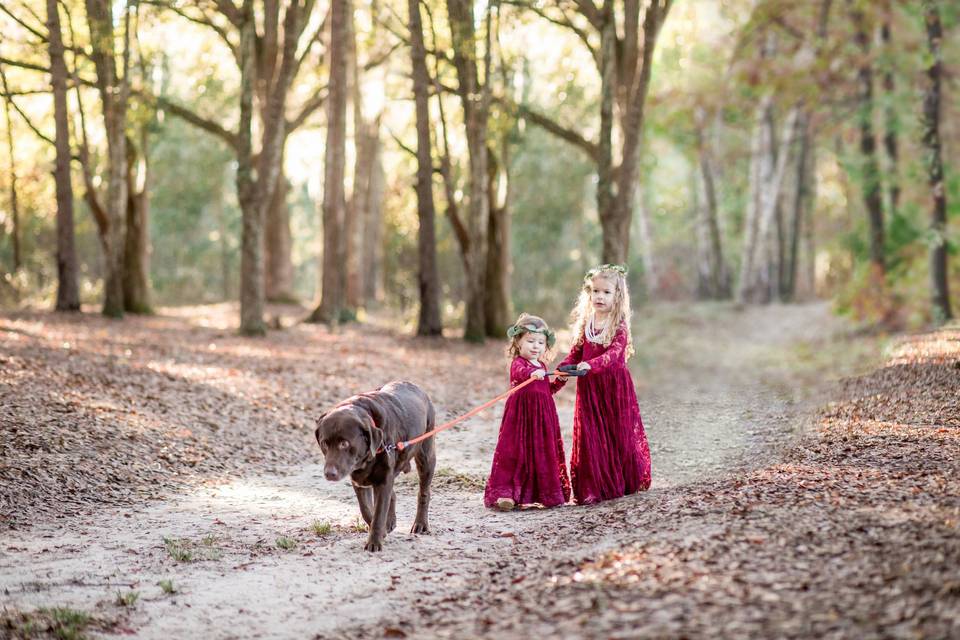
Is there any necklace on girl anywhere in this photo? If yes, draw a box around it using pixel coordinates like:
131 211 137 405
585 316 608 343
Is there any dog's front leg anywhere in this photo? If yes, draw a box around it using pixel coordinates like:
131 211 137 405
364 475 395 552
353 485 374 526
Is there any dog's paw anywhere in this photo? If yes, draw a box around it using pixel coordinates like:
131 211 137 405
364 538 384 552
410 521 430 535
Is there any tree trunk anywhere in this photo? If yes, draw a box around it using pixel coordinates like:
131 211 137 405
46 0 80 310
737 93 772 303
310 0 349 325
782 110 812 301
409 0 442 335
0 67 22 276
485 142 511 337
123 131 153 313
850 3 885 275
880 5 900 218
236 0 265 335
363 133 385 305
607 0 670 265
921 1 951 322
596 9 617 262
738 89 798 304
694 108 729 300
85 0 130 318
264 169 295 302
447 0 490 342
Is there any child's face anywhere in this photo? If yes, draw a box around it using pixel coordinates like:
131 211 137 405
589 275 616 316
518 332 547 362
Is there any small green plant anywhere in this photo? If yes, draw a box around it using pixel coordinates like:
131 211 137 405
310 521 332 536
163 536 193 562
201 534 217 547
115 590 139 607
158 579 176 595
351 518 368 533
40 607 92 640
276 536 297 550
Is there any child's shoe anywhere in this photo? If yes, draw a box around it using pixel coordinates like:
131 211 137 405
495 498 515 512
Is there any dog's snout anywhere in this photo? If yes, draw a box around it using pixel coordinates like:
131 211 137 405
324 467 340 481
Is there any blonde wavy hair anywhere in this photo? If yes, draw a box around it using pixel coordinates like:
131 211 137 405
506 312 556 361
568 266 634 359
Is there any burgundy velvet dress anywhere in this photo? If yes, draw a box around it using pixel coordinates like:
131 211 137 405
557 321 652 504
483 357 571 508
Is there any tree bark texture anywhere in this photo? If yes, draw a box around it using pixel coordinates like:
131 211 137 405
265 170 295 302
694 108 729 300
85 0 129 318
447 0 490 342
123 131 153 313
921 1 951 321
409 0 442 335
850 3 886 275
46 0 80 310
237 0 266 335
485 141 512 337
311 0 348 325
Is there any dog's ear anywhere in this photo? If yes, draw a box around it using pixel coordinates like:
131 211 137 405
314 411 328 447
360 414 384 459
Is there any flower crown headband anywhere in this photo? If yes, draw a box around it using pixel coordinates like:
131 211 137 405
506 322 556 348
584 263 627 283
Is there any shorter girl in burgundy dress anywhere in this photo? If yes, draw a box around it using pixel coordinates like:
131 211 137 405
484 313 571 511
555 264 652 504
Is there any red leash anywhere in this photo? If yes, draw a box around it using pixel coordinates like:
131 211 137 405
379 371 572 454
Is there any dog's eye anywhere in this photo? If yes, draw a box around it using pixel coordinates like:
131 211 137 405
338 440 350 450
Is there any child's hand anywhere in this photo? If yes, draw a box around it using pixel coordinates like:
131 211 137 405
531 369 546 380
576 362 591 371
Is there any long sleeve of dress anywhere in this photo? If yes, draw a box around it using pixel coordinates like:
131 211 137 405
551 339 585 393
510 357 540 386
583 323 628 373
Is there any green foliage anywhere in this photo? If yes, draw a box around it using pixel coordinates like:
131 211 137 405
275 536 297 550
309 521 332 536
149 116 238 305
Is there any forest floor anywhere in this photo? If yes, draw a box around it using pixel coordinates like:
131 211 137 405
1 302 957 639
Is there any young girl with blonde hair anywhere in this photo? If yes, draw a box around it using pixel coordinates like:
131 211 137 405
484 313 571 511
554 264 652 504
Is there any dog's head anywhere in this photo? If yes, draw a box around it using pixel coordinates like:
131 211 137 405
314 405 384 482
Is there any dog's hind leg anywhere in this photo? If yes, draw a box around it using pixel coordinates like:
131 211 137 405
411 437 435 534
353 485 374 526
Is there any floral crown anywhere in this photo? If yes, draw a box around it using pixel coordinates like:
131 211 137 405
584 263 627 283
506 322 556 348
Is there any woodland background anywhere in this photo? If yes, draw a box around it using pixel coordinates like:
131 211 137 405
0 0 956 335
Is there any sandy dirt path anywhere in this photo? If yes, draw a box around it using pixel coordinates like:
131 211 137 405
0 303 877 639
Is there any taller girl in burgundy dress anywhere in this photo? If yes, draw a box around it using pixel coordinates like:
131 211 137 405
484 313 571 511
555 264 652 504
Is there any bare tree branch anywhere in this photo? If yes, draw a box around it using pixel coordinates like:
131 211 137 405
0 3 48 42
143 0 239 63
286 87 327 131
510 99 600 162
154 95 240 150
0 55 49 74
0 76 55 145
571 0 602 29
213 0 242 27
501 0 597 64
292 6 328 80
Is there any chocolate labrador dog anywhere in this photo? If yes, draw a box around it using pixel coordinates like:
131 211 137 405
314 381 436 551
